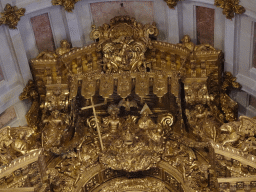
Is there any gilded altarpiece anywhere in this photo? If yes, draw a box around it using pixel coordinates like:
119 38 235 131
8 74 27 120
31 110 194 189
1 16 256 192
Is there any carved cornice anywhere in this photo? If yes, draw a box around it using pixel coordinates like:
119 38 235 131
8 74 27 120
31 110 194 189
0 149 43 178
0 4 25 29
211 142 256 169
51 0 81 12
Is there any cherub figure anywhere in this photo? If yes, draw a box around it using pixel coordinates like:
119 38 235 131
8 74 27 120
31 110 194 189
56 40 71 56
179 35 195 52
186 104 219 142
220 121 241 146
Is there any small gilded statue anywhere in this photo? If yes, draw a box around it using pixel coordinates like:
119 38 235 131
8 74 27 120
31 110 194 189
56 40 71 56
102 104 121 133
179 35 195 52
35 39 71 59
42 110 70 153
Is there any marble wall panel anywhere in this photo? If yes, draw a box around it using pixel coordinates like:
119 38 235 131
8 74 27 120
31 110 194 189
196 6 215 46
253 22 256 68
90 1 154 27
0 66 4 82
250 95 256 109
0 106 17 128
30 13 55 52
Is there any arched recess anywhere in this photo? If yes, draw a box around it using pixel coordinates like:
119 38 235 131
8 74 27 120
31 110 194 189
74 161 191 192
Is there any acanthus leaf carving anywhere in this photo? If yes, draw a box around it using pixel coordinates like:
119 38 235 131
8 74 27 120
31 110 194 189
0 4 25 29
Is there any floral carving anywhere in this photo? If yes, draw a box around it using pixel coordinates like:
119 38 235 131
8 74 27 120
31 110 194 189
215 0 245 19
52 0 81 12
164 0 245 19
0 4 25 29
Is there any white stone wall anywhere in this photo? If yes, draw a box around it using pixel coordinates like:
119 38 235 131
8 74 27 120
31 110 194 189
0 0 255 127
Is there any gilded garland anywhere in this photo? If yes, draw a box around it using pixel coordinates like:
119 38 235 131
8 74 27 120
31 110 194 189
0 15 255 192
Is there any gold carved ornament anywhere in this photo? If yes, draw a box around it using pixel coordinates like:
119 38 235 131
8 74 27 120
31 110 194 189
0 3 25 29
90 16 159 74
215 0 245 19
101 178 166 192
1 15 252 192
164 0 183 9
52 0 81 12
164 0 245 19
19 80 40 131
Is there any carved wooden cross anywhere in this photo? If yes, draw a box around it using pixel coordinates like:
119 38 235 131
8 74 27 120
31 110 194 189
81 97 105 151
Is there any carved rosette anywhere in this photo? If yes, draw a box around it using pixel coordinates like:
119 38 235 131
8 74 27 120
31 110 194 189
0 4 25 29
215 0 245 19
52 0 81 12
